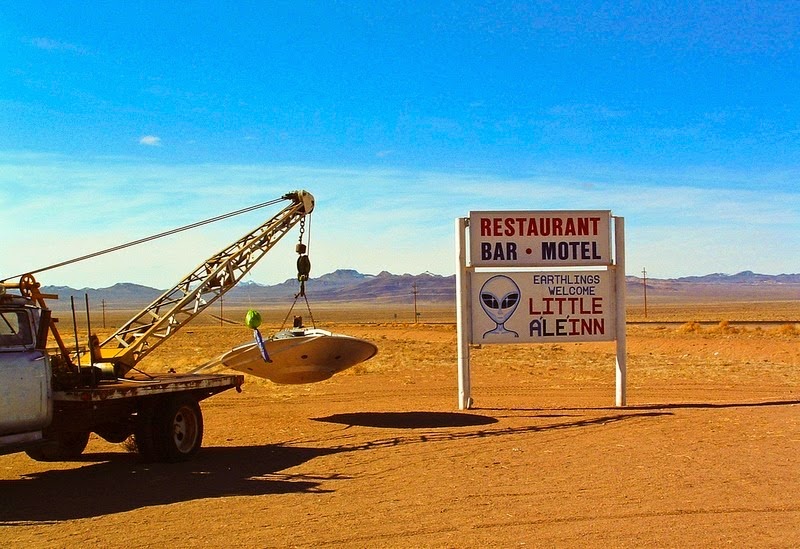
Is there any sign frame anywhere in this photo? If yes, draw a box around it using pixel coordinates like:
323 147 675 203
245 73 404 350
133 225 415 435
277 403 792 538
456 211 627 409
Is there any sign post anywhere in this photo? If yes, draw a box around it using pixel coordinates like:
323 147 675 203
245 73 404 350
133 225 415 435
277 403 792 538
456 210 626 409
455 217 472 410
614 216 627 406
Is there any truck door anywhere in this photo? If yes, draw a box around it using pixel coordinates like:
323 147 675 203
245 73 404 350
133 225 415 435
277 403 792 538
0 308 52 435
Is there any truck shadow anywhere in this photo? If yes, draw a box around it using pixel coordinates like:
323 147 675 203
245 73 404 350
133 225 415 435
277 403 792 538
0 444 345 522
0 410 668 523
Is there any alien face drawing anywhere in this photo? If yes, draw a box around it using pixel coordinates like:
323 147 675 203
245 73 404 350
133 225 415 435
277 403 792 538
479 275 520 338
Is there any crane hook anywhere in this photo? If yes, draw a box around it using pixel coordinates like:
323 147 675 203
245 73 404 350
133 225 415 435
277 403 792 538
296 242 311 297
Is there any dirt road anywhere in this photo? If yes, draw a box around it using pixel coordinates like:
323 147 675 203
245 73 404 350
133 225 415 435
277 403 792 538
2 319 799 547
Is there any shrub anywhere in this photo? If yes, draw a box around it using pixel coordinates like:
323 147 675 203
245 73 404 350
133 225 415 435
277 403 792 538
678 321 702 333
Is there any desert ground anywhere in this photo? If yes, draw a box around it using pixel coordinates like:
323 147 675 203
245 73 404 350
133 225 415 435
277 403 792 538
1 296 799 547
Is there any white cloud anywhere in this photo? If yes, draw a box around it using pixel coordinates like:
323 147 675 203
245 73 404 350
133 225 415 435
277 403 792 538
30 37 88 54
139 135 162 146
0 152 797 288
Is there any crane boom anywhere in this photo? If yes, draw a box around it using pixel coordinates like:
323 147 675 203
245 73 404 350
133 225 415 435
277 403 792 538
95 190 314 377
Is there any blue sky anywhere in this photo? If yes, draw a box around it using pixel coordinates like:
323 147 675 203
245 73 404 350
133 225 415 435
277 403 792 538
2 1 798 288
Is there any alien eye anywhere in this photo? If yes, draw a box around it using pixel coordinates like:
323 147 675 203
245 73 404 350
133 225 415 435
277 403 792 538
481 293 499 308
501 293 519 308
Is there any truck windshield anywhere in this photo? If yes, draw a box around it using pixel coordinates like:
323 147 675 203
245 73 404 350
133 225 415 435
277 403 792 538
0 310 33 347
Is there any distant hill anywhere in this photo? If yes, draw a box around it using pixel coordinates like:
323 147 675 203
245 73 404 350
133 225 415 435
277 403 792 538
624 271 800 301
672 271 800 284
39 269 456 308
624 270 800 287
41 282 163 307
229 269 455 302
39 269 799 309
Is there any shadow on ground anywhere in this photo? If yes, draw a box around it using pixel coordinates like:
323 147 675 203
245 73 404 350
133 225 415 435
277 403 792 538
0 444 343 523
477 399 800 413
313 411 499 428
624 399 800 410
1 409 674 523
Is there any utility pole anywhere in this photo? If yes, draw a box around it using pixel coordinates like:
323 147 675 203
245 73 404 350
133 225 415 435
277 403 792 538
219 296 224 327
102 299 106 329
642 267 648 318
412 282 419 323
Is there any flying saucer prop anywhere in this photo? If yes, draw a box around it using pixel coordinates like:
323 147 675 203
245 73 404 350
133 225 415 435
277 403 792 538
220 327 378 384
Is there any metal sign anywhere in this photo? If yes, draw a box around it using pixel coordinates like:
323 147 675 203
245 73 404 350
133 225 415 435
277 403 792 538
469 210 612 267
455 212 627 410
471 270 616 344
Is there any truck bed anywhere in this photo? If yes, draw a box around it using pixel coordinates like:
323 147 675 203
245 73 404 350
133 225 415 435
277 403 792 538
53 372 244 403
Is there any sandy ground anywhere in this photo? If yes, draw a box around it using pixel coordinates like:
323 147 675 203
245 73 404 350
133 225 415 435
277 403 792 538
1 304 799 547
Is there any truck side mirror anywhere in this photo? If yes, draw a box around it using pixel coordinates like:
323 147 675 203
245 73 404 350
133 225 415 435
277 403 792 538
36 309 51 351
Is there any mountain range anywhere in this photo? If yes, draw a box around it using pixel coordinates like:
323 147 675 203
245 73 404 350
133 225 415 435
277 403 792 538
38 269 799 308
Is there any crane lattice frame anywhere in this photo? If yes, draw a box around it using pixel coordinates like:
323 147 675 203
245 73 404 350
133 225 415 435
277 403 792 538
97 191 314 375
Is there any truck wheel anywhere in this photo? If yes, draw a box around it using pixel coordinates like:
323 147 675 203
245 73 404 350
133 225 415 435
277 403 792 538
25 431 91 462
152 396 204 462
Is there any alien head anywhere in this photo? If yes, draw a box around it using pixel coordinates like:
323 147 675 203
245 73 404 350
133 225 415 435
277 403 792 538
479 275 520 326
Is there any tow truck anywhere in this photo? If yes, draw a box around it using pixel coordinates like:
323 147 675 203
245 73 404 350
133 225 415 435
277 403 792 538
0 190 314 462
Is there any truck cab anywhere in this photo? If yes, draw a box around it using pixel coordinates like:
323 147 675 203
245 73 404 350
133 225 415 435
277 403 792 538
0 291 53 449
0 280 244 463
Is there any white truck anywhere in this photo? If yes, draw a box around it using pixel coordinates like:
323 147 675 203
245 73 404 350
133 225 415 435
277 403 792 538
0 190 314 462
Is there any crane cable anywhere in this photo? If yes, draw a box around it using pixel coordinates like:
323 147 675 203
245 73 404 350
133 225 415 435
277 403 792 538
280 213 316 330
0 197 288 283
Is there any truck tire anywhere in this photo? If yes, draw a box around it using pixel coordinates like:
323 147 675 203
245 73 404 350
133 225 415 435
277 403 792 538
24 431 91 462
152 395 204 462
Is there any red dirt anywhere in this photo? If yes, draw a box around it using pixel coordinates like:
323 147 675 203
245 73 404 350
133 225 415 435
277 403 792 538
1 314 799 547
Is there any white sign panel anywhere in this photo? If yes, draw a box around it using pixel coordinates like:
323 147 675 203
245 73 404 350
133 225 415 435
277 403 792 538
469 211 612 267
470 270 616 344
